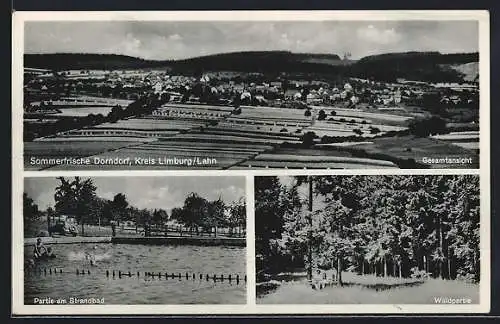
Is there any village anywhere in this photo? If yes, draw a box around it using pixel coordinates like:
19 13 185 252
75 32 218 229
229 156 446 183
23 61 479 170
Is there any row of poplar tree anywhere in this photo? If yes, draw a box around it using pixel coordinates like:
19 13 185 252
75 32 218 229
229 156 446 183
255 175 480 283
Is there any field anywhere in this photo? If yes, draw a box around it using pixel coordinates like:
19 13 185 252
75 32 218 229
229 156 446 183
23 103 479 170
257 272 479 304
53 106 115 117
343 135 479 169
431 131 480 150
239 147 397 169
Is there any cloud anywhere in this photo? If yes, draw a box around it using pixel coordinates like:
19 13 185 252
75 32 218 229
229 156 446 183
168 33 182 41
356 24 402 45
24 20 478 60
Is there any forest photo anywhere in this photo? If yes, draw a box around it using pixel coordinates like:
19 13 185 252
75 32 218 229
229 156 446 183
255 175 481 304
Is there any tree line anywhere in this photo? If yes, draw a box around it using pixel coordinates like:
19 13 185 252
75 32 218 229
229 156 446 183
24 177 246 237
24 91 169 141
255 175 480 284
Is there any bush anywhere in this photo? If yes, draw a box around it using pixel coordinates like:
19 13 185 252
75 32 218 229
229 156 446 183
330 110 337 116
304 109 312 117
410 267 431 280
280 128 288 133
232 107 242 115
301 131 317 147
317 109 327 121
369 127 381 134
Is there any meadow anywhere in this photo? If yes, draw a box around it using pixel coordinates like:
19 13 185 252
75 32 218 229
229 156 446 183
257 272 480 304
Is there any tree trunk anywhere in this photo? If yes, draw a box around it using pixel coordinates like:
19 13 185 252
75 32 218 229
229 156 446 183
361 259 365 275
448 247 452 280
384 256 388 277
337 256 343 286
398 261 402 278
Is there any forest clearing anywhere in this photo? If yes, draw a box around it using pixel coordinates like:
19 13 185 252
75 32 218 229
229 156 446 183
255 175 481 304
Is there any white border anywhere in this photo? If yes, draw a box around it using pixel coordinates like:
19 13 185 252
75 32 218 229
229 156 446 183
12 10 490 315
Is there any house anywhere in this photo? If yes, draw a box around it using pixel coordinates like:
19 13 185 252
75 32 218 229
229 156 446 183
284 89 301 100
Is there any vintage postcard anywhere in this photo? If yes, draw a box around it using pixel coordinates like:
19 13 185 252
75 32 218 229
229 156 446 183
11 10 490 315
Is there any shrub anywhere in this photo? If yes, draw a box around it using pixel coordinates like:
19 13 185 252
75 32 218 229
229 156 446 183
280 128 288 133
353 128 363 136
369 127 381 134
330 110 337 116
304 109 312 117
317 109 327 121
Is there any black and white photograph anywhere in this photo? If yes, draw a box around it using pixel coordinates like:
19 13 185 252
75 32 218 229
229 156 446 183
23 176 247 305
255 175 481 304
21 17 481 170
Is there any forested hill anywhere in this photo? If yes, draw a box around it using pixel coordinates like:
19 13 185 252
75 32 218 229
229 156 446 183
171 51 345 73
350 52 479 82
24 51 345 73
24 53 172 70
24 50 479 82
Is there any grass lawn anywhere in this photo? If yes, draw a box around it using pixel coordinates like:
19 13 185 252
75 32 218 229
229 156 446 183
257 272 479 304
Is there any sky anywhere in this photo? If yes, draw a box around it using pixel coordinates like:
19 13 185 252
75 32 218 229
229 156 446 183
24 176 245 212
24 20 479 60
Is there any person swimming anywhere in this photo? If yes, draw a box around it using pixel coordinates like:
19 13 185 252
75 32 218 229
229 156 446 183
85 246 98 266
33 238 47 259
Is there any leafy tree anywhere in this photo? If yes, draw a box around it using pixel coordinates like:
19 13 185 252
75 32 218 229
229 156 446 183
23 192 40 237
54 177 97 235
408 116 448 137
111 193 129 226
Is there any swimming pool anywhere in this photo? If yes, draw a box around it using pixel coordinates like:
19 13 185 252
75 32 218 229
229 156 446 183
24 243 246 305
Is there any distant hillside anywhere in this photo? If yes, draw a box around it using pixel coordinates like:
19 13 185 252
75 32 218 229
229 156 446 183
446 62 479 82
24 51 346 74
24 51 478 82
170 51 346 74
24 53 171 70
350 52 479 82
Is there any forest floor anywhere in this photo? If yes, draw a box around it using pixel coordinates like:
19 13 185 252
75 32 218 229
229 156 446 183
257 272 480 304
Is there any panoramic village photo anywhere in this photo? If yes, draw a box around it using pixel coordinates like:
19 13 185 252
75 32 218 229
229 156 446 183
255 175 481 304
23 176 247 305
23 20 480 170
